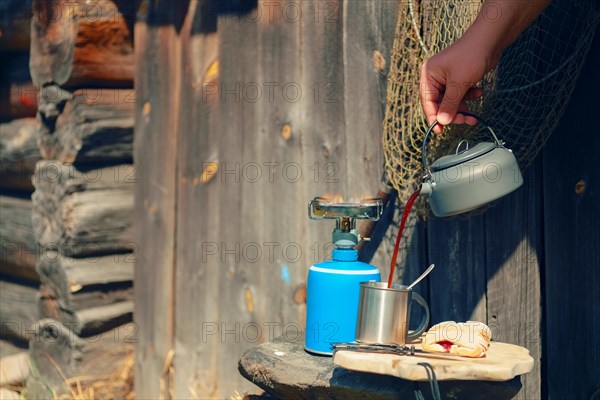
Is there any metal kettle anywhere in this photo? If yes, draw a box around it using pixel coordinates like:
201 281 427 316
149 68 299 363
420 112 523 217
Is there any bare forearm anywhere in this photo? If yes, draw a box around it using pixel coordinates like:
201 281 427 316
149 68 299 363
459 0 550 71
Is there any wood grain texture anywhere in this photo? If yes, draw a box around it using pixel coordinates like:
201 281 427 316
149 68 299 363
342 0 408 288
38 290 133 336
342 0 397 197
132 0 401 396
485 161 543 400
426 214 487 324
30 0 135 88
0 278 39 342
0 195 39 282
32 161 135 257
335 340 533 381
45 89 135 164
133 0 187 397
37 252 133 335
240 335 522 400
542 31 599 400
173 0 224 397
0 118 41 192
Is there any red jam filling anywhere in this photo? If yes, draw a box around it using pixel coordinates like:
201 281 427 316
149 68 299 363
437 340 454 352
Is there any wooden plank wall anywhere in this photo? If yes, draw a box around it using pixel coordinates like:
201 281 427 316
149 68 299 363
423 161 543 400
135 0 399 397
133 1 187 398
542 31 599 400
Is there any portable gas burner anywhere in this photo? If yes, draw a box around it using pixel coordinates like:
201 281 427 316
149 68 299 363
304 196 383 355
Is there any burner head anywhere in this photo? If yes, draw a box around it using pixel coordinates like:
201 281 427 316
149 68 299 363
309 197 383 221
308 197 383 248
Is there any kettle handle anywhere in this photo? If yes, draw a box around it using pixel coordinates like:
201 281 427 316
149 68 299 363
421 111 502 175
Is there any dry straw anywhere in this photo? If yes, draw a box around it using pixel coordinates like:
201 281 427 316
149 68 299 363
51 350 135 400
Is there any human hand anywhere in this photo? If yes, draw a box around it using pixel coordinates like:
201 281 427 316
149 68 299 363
420 39 495 134
419 0 549 135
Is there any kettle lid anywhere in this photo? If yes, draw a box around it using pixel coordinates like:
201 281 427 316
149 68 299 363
430 142 496 172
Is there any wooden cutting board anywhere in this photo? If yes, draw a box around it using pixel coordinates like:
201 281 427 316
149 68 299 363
333 341 534 381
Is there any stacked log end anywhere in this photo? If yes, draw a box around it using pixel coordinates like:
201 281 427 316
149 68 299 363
30 0 135 88
1 5 43 377
23 0 137 396
0 119 40 192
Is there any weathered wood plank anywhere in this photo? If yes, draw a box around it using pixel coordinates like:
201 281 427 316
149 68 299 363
133 0 187 397
342 0 397 197
0 278 39 342
30 0 135 88
299 0 347 198
38 290 134 336
32 161 135 257
27 319 135 398
37 252 134 296
542 32 600 400
485 160 543 400
173 0 224 398
239 335 522 400
0 195 39 282
340 0 429 335
426 214 487 324
36 85 73 164
169 1 402 397
233 0 310 369
0 118 41 192
297 2 348 359
36 251 133 335
41 89 134 164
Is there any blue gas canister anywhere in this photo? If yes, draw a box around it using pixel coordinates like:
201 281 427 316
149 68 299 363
304 197 383 355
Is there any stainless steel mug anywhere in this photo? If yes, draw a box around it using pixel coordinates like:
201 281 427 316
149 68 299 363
356 282 430 345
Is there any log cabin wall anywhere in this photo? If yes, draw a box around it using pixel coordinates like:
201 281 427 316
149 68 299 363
0 0 41 363
18 0 137 395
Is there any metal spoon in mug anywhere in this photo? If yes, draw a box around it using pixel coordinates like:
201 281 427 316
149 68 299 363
406 264 435 290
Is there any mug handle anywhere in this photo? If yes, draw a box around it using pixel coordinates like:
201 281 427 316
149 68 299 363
407 292 430 340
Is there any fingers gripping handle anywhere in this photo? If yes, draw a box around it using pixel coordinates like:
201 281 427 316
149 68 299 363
421 111 502 173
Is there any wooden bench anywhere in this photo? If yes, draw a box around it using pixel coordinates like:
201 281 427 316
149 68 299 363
239 336 522 399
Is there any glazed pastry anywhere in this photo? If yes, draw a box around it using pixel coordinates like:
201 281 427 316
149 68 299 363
422 321 492 358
